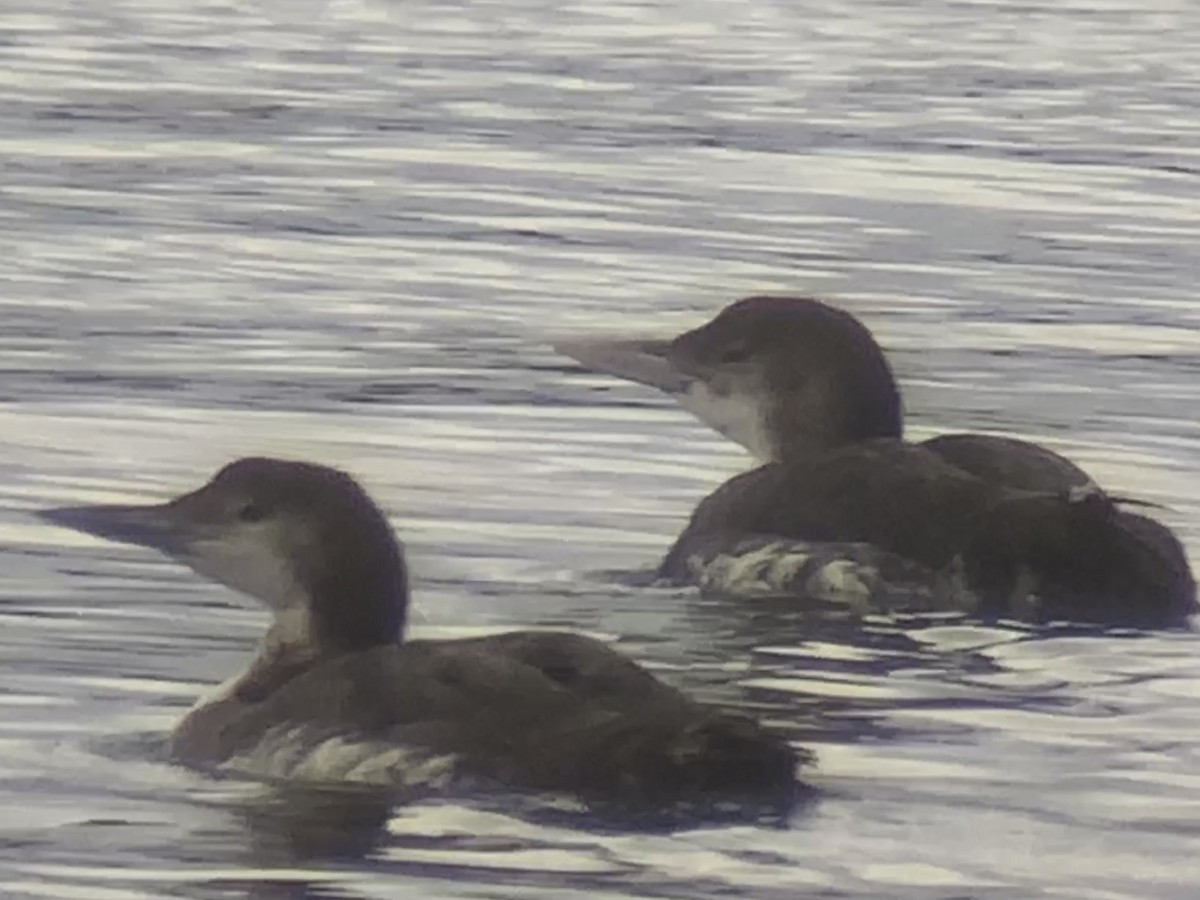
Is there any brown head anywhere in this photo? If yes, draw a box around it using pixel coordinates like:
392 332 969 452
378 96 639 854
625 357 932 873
38 458 409 656
556 296 903 460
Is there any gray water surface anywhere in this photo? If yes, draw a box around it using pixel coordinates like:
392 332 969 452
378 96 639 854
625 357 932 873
3 1 1200 898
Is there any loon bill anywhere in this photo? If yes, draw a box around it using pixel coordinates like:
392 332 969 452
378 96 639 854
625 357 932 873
38 457 805 807
556 295 1196 628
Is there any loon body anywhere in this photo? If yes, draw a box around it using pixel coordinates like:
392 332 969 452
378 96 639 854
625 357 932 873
557 296 1195 627
38 458 803 805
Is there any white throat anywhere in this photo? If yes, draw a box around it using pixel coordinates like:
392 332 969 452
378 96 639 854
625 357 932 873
678 381 777 462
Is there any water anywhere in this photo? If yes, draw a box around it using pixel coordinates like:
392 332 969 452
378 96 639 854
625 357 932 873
2 0 1199 896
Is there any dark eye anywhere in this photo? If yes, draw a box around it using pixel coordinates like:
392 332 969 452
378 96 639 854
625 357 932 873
236 503 266 523
719 343 752 364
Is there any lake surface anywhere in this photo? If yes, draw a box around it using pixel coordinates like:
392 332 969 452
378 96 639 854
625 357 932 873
2 0 1200 897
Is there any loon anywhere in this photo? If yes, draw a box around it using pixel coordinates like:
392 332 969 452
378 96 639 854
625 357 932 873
556 295 1196 628
37 457 803 806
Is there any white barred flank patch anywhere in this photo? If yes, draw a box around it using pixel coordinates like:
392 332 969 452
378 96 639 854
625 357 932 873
690 541 872 613
223 726 460 789
684 537 977 615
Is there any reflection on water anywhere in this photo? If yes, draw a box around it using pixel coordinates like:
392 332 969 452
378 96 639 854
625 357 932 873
2 0 1200 897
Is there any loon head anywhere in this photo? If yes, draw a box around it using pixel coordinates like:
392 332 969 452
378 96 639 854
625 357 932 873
556 296 903 462
38 458 408 657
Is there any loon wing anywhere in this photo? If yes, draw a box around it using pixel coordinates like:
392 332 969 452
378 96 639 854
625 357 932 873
663 440 1195 627
922 433 1093 493
171 635 804 800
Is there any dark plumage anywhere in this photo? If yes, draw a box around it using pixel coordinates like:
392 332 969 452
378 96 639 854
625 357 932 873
557 296 1196 627
38 458 805 807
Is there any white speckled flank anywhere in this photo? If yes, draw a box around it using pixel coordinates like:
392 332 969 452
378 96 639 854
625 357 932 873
683 537 975 616
224 726 460 789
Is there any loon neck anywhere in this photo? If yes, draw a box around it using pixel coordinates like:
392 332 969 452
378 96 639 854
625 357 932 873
762 384 903 463
225 561 410 705
298 541 410 656
726 358 903 464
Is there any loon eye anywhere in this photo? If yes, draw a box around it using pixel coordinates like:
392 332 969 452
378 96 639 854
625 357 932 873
719 343 752 365
236 502 266 523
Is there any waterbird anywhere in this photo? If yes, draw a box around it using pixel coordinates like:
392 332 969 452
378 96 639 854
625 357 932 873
555 296 1195 627
38 457 805 808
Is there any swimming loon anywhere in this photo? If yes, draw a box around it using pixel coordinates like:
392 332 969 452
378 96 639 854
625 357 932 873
37 457 803 805
556 296 1196 627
